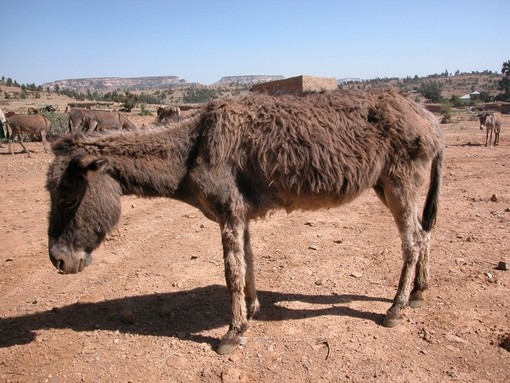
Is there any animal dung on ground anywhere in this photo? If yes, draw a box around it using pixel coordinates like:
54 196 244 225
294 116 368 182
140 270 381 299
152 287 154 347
500 336 510 352
496 261 509 271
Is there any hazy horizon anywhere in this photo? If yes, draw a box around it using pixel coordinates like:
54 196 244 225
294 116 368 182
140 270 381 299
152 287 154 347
2 0 508 86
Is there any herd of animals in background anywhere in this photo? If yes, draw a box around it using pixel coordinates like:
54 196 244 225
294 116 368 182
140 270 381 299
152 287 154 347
0 104 189 155
0 100 505 155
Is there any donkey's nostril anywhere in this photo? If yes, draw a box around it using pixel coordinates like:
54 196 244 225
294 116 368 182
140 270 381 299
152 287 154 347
49 252 58 268
49 248 66 272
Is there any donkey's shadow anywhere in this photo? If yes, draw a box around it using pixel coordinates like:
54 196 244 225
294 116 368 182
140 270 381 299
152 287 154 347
0 285 390 349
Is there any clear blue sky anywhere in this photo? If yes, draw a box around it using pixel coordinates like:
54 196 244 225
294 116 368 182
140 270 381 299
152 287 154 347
1 0 508 86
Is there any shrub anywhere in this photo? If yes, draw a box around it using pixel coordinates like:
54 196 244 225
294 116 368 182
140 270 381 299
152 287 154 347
418 81 442 103
440 102 452 124
138 104 153 116
42 110 70 137
183 87 218 103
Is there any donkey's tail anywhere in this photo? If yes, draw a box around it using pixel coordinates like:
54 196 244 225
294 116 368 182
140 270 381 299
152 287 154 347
422 151 443 232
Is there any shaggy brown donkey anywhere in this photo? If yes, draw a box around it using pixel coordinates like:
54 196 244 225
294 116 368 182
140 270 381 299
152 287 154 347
46 90 444 355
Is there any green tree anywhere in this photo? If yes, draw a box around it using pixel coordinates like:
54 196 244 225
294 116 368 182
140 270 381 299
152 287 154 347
183 87 218 103
418 81 442 103
497 60 510 101
121 91 138 111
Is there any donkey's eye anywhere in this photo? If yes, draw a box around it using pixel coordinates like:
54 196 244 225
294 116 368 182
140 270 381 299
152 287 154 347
60 197 79 210
62 177 77 189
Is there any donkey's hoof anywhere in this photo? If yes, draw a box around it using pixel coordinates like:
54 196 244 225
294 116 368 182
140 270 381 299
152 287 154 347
409 291 424 308
216 331 242 355
383 310 402 328
247 299 260 320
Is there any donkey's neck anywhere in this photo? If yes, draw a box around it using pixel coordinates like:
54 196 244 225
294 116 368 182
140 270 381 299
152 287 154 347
79 125 199 198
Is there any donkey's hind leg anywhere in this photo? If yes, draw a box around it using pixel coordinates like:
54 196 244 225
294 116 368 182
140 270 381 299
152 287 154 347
494 127 500 146
217 205 250 355
380 182 423 328
409 231 430 308
244 224 260 319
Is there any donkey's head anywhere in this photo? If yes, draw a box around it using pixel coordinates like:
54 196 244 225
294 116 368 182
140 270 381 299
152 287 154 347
46 153 122 274
478 111 491 130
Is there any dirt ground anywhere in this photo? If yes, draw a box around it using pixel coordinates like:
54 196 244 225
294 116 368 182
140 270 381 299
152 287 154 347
0 112 509 383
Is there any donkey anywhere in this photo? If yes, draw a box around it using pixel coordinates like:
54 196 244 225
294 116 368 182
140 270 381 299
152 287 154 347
0 108 6 125
66 107 89 132
6 114 50 154
67 107 136 132
0 108 6 140
81 111 136 132
478 111 502 146
156 105 181 124
46 89 444 355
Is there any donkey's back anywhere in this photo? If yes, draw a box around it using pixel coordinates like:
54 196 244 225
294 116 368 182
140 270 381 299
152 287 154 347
198 90 443 216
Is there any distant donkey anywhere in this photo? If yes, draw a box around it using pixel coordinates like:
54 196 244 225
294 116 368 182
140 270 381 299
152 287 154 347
156 105 181 124
0 108 6 140
46 89 444 355
67 107 136 132
478 111 502 146
6 114 50 154
81 111 136 132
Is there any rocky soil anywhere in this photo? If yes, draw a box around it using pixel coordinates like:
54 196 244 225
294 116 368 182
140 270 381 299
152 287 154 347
0 113 509 382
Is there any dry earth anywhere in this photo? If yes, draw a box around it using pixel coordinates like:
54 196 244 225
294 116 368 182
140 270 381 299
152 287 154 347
0 112 509 383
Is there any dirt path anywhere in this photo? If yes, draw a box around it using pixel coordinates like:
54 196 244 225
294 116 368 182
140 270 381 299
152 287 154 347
0 116 509 382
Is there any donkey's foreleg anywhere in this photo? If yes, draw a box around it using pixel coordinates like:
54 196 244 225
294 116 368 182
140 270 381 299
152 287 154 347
41 129 49 153
217 217 249 355
8 137 14 155
17 134 31 155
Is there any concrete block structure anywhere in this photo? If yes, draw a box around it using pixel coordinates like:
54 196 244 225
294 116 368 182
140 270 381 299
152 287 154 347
251 75 337 95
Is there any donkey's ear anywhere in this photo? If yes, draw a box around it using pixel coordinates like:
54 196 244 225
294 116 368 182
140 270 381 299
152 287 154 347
77 155 109 179
86 158 108 174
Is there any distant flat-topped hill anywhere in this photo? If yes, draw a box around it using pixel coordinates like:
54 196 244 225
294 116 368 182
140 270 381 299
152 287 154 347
42 75 287 93
213 75 285 86
42 76 189 93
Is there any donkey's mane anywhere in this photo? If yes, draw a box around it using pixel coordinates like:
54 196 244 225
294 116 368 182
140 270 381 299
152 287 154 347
52 114 203 158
